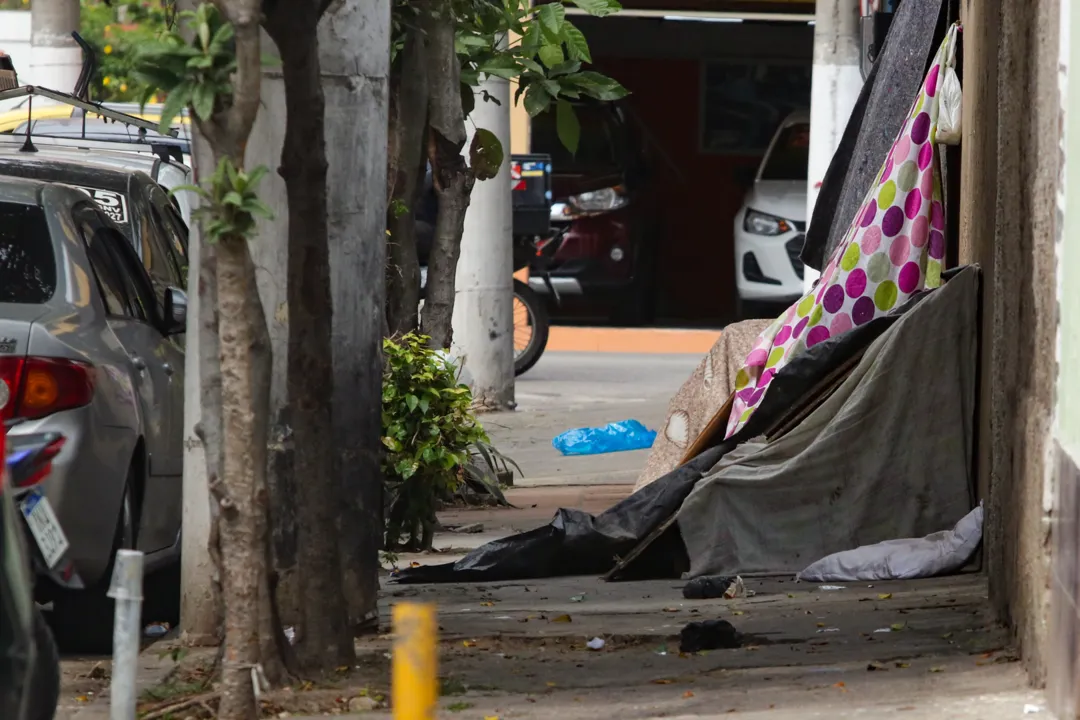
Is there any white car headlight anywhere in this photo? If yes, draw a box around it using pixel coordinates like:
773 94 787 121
569 186 628 215
743 209 793 236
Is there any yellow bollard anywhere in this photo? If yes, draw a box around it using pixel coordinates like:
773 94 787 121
392 602 438 720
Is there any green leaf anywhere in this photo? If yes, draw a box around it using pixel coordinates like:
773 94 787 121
460 82 476 117
477 54 522 80
549 60 582 77
158 84 191 135
191 83 216 122
518 57 544 75
569 0 622 17
562 23 593 63
406 394 420 412
222 191 244 207
523 84 553 118
538 42 565 69
556 99 581 156
470 128 504 181
537 2 567 40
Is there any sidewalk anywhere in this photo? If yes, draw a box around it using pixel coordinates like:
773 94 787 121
290 574 1042 719
482 352 700 487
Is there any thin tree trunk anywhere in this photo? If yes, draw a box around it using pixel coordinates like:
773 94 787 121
213 233 264 720
419 0 475 349
386 24 428 336
266 5 355 669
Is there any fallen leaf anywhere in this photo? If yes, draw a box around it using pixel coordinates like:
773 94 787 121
480 602 495 607
410 561 421 568
662 607 680 613
834 682 847 692
569 594 586 602
895 662 910 669
551 614 572 623
75 696 89 704
462 640 476 648
484 716 500 720
890 623 906 632
546 682 557 687
878 593 893 600
732 611 745 616
744 645 761 651
942 632 954 639
981 651 995 659
788 593 796 598
683 691 695 698
300 680 315 691
652 679 675 685
929 666 945 673
335 665 350 673
816 622 826 628
867 661 888 671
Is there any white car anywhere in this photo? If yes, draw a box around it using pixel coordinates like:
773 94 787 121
733 111 810 316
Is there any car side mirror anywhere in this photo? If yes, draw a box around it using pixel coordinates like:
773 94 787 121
162 287 187 335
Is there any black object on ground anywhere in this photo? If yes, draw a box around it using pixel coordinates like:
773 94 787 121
683 575 736 599
679 619 742 653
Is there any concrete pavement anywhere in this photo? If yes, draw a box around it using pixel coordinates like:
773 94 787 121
482 352 700 487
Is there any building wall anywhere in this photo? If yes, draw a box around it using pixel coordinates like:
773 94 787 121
1048 0 1080 714
959 0 1059 685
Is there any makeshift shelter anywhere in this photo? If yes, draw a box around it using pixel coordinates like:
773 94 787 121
393 14 977 588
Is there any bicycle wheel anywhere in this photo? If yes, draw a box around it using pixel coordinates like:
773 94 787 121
513 278 549 376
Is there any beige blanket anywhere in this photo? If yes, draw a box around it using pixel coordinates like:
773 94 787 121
635 319 772 491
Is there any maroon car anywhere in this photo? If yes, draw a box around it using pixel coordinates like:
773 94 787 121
525 101 661 326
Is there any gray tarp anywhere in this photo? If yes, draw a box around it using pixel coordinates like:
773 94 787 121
677 266 977 578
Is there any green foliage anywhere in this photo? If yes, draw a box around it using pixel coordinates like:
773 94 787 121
469 127 504 181
174 158 273 243
131 2 236 133
391 0 628 160
78 1 173 103
454 0 628 155
382 333 488 547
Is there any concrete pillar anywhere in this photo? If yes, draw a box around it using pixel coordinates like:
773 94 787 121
452 66 515 410
804 0 863 291
30 0 81 94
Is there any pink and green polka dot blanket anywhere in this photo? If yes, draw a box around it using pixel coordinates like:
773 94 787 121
727 23 959 439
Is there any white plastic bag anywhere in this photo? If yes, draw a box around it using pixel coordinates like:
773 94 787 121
796 503 983 583
936 65 963 145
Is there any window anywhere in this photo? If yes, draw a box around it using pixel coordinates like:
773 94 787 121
760 123 810 181
0 203 57 304
100 225 158 325
700 61 812 155
77 210 134 318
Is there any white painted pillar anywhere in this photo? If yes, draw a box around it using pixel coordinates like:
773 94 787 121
804 0 863 291
451 65 515 410
30 0 81 94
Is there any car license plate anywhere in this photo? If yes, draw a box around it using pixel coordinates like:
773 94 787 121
20 490 69 569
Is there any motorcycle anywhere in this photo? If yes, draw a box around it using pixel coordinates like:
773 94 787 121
1 425 72 720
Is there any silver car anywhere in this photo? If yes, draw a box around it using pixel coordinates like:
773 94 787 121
0 176 185 652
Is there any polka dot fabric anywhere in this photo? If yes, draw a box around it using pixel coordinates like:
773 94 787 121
725 23 960 439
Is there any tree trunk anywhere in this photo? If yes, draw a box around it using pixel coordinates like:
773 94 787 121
419 0 475 349
320 0 391 635
386 23 428 336
213 234 264 720
266 4 356 670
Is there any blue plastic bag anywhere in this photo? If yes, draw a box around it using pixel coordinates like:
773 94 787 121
552 419 657 456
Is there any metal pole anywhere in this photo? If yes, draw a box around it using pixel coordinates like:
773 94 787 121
804 0 864 292
108 549 144 720
392 602 437 720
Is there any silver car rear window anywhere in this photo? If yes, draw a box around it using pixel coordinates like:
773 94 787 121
0 203 56 304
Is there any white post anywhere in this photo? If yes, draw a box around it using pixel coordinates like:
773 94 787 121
804 0 863 291
108 549 144 720
451 64 515 410
29 0 81 95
